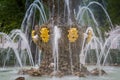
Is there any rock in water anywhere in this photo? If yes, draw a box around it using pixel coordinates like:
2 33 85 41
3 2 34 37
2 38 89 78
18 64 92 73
90 68 107 76
74 72 86 77
18 68 42 77
30 69 42 76
50 71 64 77
15 77 25 80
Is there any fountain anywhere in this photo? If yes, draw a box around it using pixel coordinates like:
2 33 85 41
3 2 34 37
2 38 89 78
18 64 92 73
0 0 120 80
0 30 35 67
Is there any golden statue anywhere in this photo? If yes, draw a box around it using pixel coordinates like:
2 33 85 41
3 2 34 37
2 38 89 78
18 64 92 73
40 27 50 43
31 25 39 44
67 28 78 42
31 30 39 44
86 29 92 43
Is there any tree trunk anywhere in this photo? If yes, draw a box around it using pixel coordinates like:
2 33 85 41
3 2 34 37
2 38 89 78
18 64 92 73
30 0 89 76
35 24 85 76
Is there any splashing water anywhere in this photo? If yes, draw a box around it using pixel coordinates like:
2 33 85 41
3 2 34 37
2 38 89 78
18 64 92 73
53 26 61 72
0 29 38 67
0 32 22 67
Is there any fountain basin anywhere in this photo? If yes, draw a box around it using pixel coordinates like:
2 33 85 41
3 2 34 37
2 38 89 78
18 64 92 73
0 66 120 80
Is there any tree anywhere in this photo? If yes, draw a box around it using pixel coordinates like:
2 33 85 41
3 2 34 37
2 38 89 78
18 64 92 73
0 0 25 33
107 0 120 25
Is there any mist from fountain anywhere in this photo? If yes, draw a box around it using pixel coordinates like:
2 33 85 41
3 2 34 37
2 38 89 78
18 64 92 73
20 0 48 67
87 1 113 28
21 0 47 36
53 26 61 73
75 1 114 43
64 0 72 25
0 29 39 68
10 29 34 66
80 27 102 73
102 27 120 66
0 32 22 67
76 1 113 28
76 5 103 44
80 26 120 72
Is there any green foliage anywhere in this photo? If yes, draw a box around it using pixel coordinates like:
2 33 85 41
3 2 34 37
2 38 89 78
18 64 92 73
107 0 120 25
0 0 25 33
0 0 120 34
